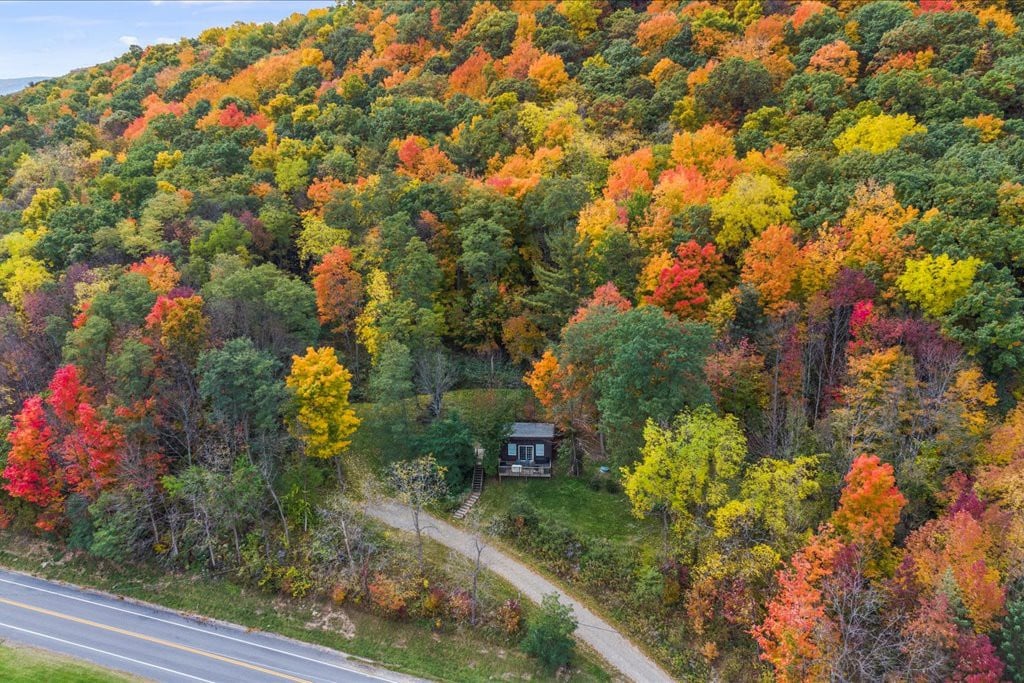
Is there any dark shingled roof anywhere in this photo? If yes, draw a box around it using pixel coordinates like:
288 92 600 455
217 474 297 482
510 422 555 439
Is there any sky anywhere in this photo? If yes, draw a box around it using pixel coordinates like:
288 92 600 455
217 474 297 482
0 0 334 79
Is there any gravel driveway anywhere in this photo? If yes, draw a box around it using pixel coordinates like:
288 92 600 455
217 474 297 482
364 500 674 683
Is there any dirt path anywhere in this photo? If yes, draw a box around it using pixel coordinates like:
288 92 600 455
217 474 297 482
363 500 674 683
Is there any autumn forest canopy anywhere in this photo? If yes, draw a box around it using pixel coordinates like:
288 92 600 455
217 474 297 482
2 0 1024 679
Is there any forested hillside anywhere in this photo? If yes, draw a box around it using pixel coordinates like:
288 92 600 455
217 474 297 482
2 0 1024 679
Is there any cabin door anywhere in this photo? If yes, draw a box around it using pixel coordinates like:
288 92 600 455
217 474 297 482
517 444 534 463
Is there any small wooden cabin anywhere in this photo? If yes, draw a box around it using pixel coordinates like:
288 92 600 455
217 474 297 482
499 422 555 478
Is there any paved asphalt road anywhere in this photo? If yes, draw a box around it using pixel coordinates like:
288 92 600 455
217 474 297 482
0 568 420 683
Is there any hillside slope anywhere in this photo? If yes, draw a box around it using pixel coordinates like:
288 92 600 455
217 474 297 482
1 1 1024 680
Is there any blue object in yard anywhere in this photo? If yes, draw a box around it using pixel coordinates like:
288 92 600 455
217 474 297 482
598 466 610 474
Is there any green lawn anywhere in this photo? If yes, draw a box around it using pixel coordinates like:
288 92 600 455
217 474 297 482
0 534 609 682
0 644 137 682
471 470 659 546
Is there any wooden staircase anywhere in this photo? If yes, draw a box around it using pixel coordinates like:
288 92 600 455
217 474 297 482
453 465 485 520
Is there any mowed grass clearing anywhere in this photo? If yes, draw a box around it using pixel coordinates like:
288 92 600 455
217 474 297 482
472 468 660 546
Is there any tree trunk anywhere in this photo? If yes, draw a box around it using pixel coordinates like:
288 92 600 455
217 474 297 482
661 506 670 560
340 513 357 577
168 514 179 558
247 443 290 547
412 506 424 575
202 506 216 570
471 537 484 626
569 433 582 477
268 483 290 547
147 504 160 550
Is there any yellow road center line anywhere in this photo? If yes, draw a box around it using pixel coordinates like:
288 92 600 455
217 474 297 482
0 596 311 683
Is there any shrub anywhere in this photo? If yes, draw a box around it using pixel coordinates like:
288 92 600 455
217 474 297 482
501 496 539 536
496 598 523 635
521 593 578 670
588 472 622 493
279 565 314 598
529 520 585 574
329 583 348 605
578 539 634 591
448 589 473 622
421 587 447 617
368 573 408 618
632 564 665 607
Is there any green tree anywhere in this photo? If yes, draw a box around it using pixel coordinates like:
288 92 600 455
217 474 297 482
190 215 252 261
694 58 772 123
1001 599 1024 683
203 262 318 361
849 1 915 63
198 337 285 438
943 264 1024 375
369 339 414 402
34 203 103 269
560 305 713 457
415 411 475 491
161 459 264 568
520 593 577 671
458 218 513 284
64 273 157 374
521 225 590 339
138 191 190 248
394 237 441 309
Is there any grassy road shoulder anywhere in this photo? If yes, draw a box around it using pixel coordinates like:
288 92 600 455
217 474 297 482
0 643 139 682
0 534 610 682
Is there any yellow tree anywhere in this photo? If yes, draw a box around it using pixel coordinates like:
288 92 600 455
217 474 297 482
621 406 747 555
623 406 820 640
834 113 926 155
355 269 391 363
556 0 600 37
286 347 360 484
21 187 62 230
710 173 795 251
0 228 52 311
897 253 981 318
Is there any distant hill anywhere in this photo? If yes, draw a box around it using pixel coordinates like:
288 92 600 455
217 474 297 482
0 76 49 95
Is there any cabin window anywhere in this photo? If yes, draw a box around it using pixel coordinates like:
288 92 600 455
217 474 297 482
507 443 516 457
517 444 534 462
536 443 545 458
